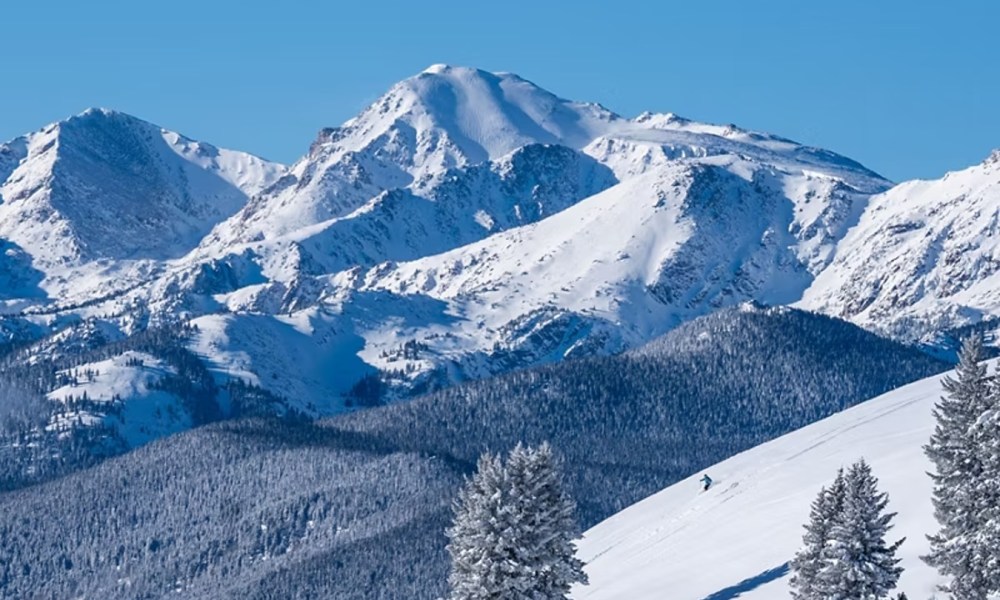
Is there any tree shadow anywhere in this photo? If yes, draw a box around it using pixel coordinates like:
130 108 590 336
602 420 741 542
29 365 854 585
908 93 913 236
212 417 476 474
701 562 790 600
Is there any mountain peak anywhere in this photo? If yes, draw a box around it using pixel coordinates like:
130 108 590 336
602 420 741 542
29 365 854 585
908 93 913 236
327 65 622 168
65 107 150 128
421 63 454 74
0 107 285 277
36 108 168 152
78 106 121 118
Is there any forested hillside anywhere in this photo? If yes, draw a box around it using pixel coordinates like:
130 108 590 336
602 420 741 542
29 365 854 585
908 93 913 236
0 306 945 599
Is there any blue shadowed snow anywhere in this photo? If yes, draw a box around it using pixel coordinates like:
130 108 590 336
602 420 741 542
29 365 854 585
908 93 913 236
702 563 791 600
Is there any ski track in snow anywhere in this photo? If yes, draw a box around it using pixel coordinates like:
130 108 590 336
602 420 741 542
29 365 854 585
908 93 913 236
574 366 968 600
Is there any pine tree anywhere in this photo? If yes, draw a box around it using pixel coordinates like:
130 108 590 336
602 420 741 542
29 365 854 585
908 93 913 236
505 443 588 598
790 469 846 600
924 334 994 599
446 452 513 599
446 444 587 600
969 373 1000 593
819 459 903 600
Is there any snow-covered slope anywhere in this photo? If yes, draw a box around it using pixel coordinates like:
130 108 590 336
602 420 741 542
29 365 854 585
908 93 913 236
195 143 618 281
574 365 964 600
0 108 285 301
342 154 881 382
801 150 1000 342
45 351 194 447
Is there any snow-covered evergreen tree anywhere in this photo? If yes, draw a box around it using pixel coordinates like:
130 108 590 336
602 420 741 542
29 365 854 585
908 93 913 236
446 452 512 599
969 371 1000 593
445 443 587 599
790 469 846 600
505 443 588 598
924 334 994 599
819 459 903 600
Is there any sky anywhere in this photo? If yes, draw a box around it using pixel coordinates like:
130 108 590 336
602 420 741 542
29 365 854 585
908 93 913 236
2 0 997 182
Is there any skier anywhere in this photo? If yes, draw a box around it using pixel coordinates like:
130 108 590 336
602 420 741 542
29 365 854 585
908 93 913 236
700 474 713 491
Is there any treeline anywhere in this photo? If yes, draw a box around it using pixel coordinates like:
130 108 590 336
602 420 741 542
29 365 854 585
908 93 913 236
0 321 221 490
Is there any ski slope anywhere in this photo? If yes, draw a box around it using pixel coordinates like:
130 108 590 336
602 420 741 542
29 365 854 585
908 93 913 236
573 365 968 599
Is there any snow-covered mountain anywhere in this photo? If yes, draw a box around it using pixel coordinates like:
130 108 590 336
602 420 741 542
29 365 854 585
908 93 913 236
137 65 888 402
353 158 881 375
204 64 884 249
209 64 622 246
800 149 1000 343
4 64 998 457
194 142 618 282
574 364 964 600
0 108 285 303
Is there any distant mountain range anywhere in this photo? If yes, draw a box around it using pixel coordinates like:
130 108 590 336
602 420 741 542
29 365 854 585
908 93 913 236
0 64 996 455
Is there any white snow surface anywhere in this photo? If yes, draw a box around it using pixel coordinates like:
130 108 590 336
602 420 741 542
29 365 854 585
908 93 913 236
800 150 1000 342
201 65 885 249
0 108 285 301
347 155 878 379
46 351 191 447
574 365 967 600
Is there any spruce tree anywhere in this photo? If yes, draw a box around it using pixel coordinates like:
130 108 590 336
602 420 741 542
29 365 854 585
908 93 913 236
790 469 846 600
446 452 513 599
969 374 1000 593
505 443 588 598
924 334 993 599
819 459 903 600
446 444 587 600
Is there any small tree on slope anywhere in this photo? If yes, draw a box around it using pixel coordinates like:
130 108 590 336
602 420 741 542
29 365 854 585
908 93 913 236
924 334 995 599
819 459 904 600
790 468 847 600
446 443 587 600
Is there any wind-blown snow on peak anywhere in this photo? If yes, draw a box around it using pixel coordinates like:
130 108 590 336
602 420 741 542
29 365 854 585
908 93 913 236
327 65 621 166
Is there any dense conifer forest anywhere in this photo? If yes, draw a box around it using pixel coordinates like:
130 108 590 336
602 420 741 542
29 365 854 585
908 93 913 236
0 306 946 599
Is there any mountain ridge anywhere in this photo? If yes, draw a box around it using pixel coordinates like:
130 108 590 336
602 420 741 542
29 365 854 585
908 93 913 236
0 64 990 463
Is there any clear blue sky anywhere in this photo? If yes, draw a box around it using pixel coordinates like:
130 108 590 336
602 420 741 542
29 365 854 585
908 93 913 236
3 0 997 182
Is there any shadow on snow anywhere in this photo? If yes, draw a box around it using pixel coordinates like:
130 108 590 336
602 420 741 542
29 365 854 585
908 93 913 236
701 562 790 600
